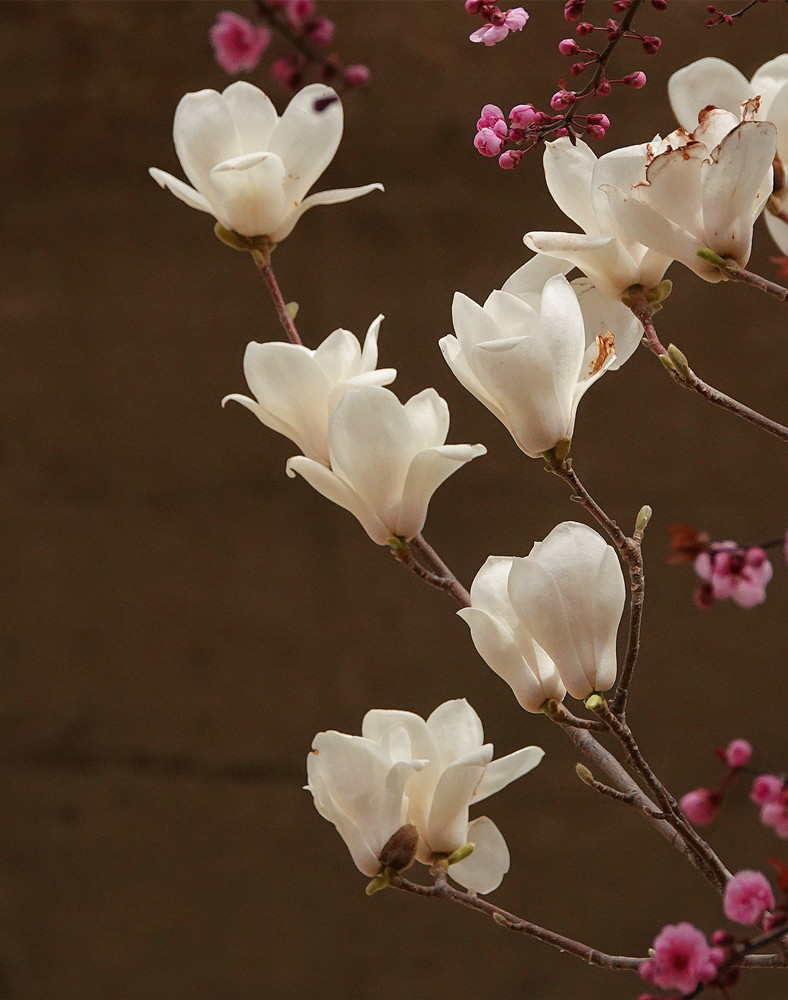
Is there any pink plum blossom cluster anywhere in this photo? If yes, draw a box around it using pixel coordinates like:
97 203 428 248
210 3 369 94
474 102 610 167
704 0 769 28
639 870 782 997
680 738 788 841
465 1 529 46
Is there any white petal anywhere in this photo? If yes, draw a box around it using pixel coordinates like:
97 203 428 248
209 151 289 237
590 143 651 240
360 314 385 372
572 277 643 370
286 456 390 544
426 753 490 853
701 120 777 265
543 137 599 234
765 207 788 255
439 335 509 426
396 443 486 540
426 699 485 764
638 144 707 232
590 546 627 693
269 183 384 243
222 81 279 154
449 816 509 894
307 770 381 876
451 292 508 356
403 388 450 451
312 329 361 384
361 709 436 760
473 746 545 803
524 232 640 299
148 169 213 215
668 58 752 130
501 255 571 296
752 55 788 114
268 84 344 203
327 386 412 528
173 89 241 202
482 289 540 339
693 107 741 154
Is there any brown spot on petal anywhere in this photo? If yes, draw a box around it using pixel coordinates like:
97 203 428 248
589 332 615 376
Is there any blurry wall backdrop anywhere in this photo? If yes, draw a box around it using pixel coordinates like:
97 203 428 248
2 2 787 998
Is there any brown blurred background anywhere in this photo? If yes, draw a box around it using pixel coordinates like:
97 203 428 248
2 2 787 998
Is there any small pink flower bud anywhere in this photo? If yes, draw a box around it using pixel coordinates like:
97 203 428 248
711 929 733 946
606 17 619 31
509 103 538 127
270 55 303 92
550 89 576 110
585 124 606 139
724 739 752 768
708 946 727 965
613 0 630 8
651 0 667 8
503 7 529 31
576 21 595 34
465 0 484 12
625 71 647 89
723 870 775 926
306 17 335 46
642 34 661 54
554 127 569 137
570 62 586 76
474 127 505 156
751 774 784 805
499 149 524 169
680 788 720 826
477 104 505 130
564 0 585 20
596 79 612 95
761 800 788 837
586 113 610 128
286 0 315 27
559 37 580 55
343 64 371 87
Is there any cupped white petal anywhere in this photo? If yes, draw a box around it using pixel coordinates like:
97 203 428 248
209 151 289 237
222 81 279 153
269 183 384 243
426 751 490 853
307 771 381 876
403 388 451 451
473 746 545 803
439 335 508 425
590 143 652 239
448 815 510 894
524 232 641 298
173 89 242 200
425 699 485 764
451 291 508 356
396 443 486 540
501 255 572 297
268 84 344 203
693 106 741 154
668 57 752 131
286 455 390 544
637 143 707 232
543 137 600 234
701 120 777 264
590 546 627 693
360 314 385 372
572 278 643 370
362 709 436 760
148 168 213 214
312 329 362 384
482 289 540 338
752 54 788 112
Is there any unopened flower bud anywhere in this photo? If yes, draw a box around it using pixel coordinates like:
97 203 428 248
564 0 585 20
576 20 594 34
711 930 733 946
596 79 611 95
680 788 720 826
559 37 580 55
585 124 606 140
571 62 586 76
474 127 505 156
499 149 523 169
306 17 336 47
724 739 752 769
625 71 647 89
465 0 484 12
509 103 538 127
613 0 630 9
379 823 419 872
642 34 661 54
343 64 371 87
750 774 784 805
651 0 667 9
550 89 576 110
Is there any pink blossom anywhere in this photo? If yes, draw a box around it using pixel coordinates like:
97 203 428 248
694 544 773 609
761 799 788 837
478 103 505 128
509 103 538 128
286 0 315 27
343 64 371 88
550 89 575 110
503 7 529 30
210 11 271 75
474 127 505 156
470 23 509 44
724 739 752 768
564 0 585 19
559 37 580 55
639 923 718 994
751 774 785 805
680 788 720 826
465 0 484 12
724 870 775 925
624 71 647 88
306 17 335 46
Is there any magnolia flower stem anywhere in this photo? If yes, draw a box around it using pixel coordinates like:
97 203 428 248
716 258 788 303
394 536 472 607
630 299 788 442
561 726 723 890
389 870 644 971
546 701 606 732
592 701 731 891
251 249 303 346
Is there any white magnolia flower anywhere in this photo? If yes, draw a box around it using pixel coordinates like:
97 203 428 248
222 316 394 464
604 108 777 281
458 556 566 712
306 729 426 877
361 699 544 893
669 55 788 253
150 81 382 241
507 522 626 700
441 273 615 459
287 385 486 544
501 253 643 369
524 137 672 300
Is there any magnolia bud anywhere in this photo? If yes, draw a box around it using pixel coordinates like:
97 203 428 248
379 823 419 872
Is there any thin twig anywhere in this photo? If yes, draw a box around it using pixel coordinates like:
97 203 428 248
715 257 788 303
251 249 303 345
392 536 471 608
389 871 644 971
630 297 788 442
